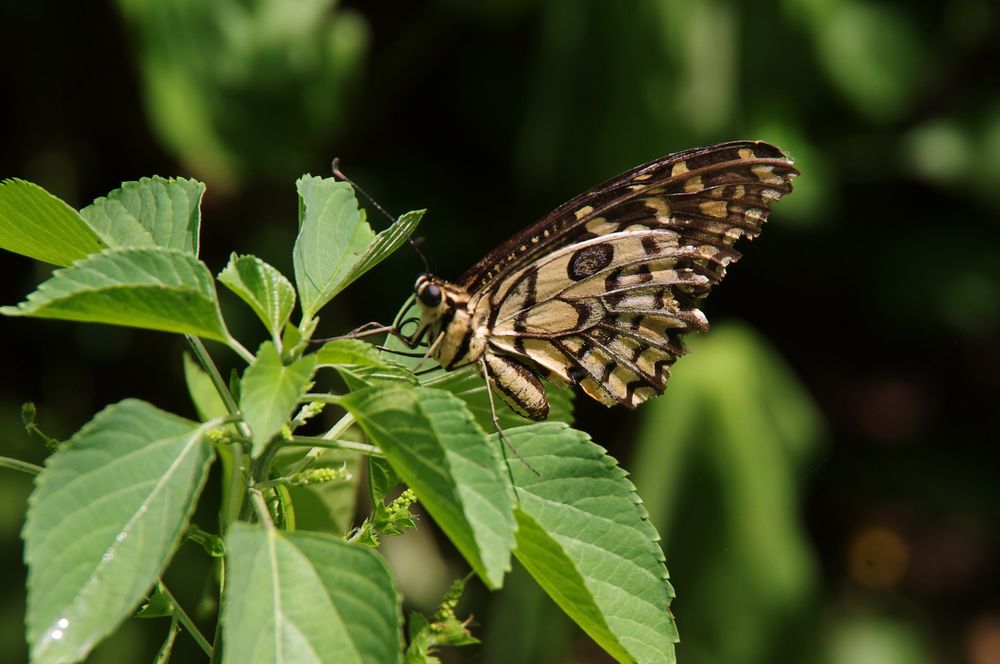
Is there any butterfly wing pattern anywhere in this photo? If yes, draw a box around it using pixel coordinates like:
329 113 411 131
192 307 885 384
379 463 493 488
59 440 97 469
410 141 798 420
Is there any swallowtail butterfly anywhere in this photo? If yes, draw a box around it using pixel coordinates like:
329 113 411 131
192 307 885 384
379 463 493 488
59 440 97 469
401 141 797 420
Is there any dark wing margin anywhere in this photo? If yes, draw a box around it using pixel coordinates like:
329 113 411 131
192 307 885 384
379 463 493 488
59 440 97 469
458 140 798 294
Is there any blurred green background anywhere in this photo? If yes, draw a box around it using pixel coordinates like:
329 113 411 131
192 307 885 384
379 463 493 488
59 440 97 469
2 1 999 662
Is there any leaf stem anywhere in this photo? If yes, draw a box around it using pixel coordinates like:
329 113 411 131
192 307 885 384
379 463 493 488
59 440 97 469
0 456 42 475
249 488 275 530
285 411 359 475
300 392 342 403
186 335 249 535
160 583 212 658
185 335 240 415
226 336 255 364
286 436 382 457
153 615 180 664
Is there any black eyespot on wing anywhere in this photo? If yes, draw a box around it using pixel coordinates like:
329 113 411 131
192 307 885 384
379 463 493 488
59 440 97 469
567 243 614 281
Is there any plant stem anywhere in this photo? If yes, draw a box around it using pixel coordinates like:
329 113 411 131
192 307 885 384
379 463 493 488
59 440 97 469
285 411 360 476
226 336 255 364
185 335 249 536
207 558 225 664
286 436 382 457
185 335 240 416
249 488 275 530
160 584 212 658
0 456 42 475
153 615 180 664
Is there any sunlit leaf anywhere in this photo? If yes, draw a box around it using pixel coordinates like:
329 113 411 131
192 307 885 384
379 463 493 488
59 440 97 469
293 177 375 319
293 178 424 319
1 247 231 342
240 342 317 457
424 366 574 429
23 400 213 664
506 422 677 664
222 523 403 664
0 179 105 266
344 208 425 288
338 384 515 589
218 253 296 341
79 176 204 255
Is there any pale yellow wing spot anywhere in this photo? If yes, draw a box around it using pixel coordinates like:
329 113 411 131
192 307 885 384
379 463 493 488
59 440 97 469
699 200 728 218
683 175 704 193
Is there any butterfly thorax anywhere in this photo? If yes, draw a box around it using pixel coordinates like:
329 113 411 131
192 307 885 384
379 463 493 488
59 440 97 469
413 274 487 369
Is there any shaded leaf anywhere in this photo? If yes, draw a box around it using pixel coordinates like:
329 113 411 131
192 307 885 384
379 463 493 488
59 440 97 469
368 457 400 505
183 353 229 422
316 339 416 389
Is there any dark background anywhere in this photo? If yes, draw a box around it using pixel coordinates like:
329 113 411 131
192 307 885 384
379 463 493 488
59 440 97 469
2 1 999 662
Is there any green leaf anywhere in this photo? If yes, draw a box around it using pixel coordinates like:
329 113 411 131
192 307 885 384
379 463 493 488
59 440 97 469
0 179 106 266
217 254 296 341
424 366 575 429
344 208 425 288
1 247 231 342
506 422 677 664
316 339 416 389
183 353 229 422
79 176 205 255
368 457 400 505
136 584 174 619
293 178 424 319
23 400 214 664
338 385 515 589
240 342 317 457
222 523 403 664
293 177 375 319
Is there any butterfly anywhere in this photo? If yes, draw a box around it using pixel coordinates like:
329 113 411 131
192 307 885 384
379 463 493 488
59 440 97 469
399 141 797 421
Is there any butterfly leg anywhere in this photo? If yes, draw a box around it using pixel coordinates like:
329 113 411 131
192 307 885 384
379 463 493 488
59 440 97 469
413 331 446 370
317 321 396 342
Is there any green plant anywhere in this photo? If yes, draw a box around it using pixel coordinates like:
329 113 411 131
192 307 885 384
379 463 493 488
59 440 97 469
0 174 677 663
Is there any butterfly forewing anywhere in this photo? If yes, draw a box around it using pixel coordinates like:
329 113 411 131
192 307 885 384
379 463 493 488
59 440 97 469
464 141 797 417
458 141 795 295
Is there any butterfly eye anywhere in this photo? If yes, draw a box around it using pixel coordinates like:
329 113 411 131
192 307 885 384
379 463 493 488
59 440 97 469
418 282 442 308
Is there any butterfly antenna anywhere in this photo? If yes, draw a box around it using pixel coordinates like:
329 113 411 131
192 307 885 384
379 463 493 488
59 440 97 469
331 158 431 274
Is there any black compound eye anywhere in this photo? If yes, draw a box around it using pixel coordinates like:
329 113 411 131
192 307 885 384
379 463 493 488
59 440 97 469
418 283 442 308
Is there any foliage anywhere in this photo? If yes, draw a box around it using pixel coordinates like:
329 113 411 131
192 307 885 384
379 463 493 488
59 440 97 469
0 176 677 663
